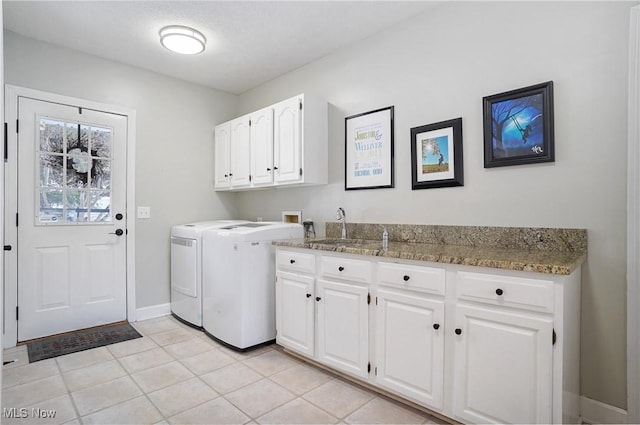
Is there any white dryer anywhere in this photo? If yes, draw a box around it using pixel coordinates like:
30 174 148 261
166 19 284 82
170 220 248 327
202 222 303 350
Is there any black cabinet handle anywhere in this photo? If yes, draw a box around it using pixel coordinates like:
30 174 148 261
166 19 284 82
306 293 312 298
224 174 228 178
315 296 321 302
290 259 296 264
496 288 504 296
433 323 440 330
403 275 410 281
267 168 271 171
229 173 233 177
455 328 462 335
109 229 124 236
338 266 344 272
274 166 279 170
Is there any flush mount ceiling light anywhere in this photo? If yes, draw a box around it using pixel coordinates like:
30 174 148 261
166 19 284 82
160 25 206 55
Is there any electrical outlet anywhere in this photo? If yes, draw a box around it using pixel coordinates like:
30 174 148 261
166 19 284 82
137 206 151 219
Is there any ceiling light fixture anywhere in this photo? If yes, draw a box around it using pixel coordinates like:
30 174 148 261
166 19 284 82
159 25 206 55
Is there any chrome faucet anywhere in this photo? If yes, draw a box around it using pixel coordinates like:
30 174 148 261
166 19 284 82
336 207 347 239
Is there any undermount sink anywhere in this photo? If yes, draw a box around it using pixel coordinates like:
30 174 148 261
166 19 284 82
311 238 380 247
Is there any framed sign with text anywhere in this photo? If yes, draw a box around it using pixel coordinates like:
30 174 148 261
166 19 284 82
345 106 394 190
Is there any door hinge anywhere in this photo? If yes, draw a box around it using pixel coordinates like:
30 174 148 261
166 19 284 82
249 174 252 182
375 296 378 305
367 362 371 373
299 100 303 110
16 119 19 134
78 107 83 115
4 245 12 251
16 306 19 321
16 213 19 227
4 122 8 161
299 168 303 177
375 366 378 376
249 119 251 126
367 293 371 305
552 329 557 345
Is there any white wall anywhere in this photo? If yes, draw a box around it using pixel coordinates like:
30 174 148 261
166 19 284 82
235 2 632 410
3 31 239 308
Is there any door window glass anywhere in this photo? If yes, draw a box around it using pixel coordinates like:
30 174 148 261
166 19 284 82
36 117 113 224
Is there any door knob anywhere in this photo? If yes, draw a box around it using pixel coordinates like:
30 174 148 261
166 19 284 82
315 296 321 302
495 288 504 296
109 229 124 236
338 266 344 272
433 323 440 330
455 328 462 335
115 213 124 220
306 293 312 298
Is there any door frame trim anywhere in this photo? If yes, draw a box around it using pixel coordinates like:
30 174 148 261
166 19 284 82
3 85 137 347
628 5 640 423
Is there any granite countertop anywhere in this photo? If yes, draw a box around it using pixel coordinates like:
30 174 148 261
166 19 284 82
273 223 587 275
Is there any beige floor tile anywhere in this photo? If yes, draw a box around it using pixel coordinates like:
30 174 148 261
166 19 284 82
107 336 159 358
256 398 339 424
2 358 59 388
149 328 196 346
134 317 182 335
226 378 296 418
269 363 332 395
119 347 173 374
168 397 250 424
70 375 142 416
131 361 194 393
2 375 67 408
62 359 127 392
200 362 263 394
81 395 163 425
303 379 374 419
243 350 299 376
147 377 218 417
55 347 114 372
344 397 427 424
180 348 236 375
217 343 275 361
2 347 29 369
165 337 216 359
1 394 77 425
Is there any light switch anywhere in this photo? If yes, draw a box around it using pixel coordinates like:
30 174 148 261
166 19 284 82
137 206 151 219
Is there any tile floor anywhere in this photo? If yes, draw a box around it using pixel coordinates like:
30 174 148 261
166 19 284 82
2 315 449 424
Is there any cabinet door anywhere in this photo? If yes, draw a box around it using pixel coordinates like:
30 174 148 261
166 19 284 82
453 304 553 424
375 289 444 410
275 271 314 357
229 116 251 187
250 107 274 185
214 123 230 189
273 96 302 183
316 279 369 378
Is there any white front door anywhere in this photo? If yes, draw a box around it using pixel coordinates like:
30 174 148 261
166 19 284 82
17 97 128 341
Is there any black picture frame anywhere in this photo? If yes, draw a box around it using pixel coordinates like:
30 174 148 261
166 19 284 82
410 117 464 190
483 81 554 168
345 106 394 190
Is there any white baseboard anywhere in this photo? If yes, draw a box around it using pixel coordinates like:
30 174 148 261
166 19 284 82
581 396 628 424
135 303 171 322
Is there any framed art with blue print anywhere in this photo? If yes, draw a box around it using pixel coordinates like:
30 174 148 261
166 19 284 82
483 81 554 168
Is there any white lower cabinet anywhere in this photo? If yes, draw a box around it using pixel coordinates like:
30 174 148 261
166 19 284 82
274 247 580 424
275 271 314 357
452 304 553 424
316 279 369 378
375 288 444 410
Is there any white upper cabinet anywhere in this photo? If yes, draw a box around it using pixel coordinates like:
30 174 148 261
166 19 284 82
214 93 327 191
214 123 231 189
273 96 302 183
250 107 274 186
229 115 251 188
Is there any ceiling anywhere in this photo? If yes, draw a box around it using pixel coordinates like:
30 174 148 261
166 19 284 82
3 1 439 95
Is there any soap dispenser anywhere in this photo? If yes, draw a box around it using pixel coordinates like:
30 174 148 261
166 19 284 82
382 226 389 251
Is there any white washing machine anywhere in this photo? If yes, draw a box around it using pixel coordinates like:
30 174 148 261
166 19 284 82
202 222 304 350
170 220 249 328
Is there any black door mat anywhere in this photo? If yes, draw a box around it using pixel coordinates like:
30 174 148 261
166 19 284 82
26 322 142 363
